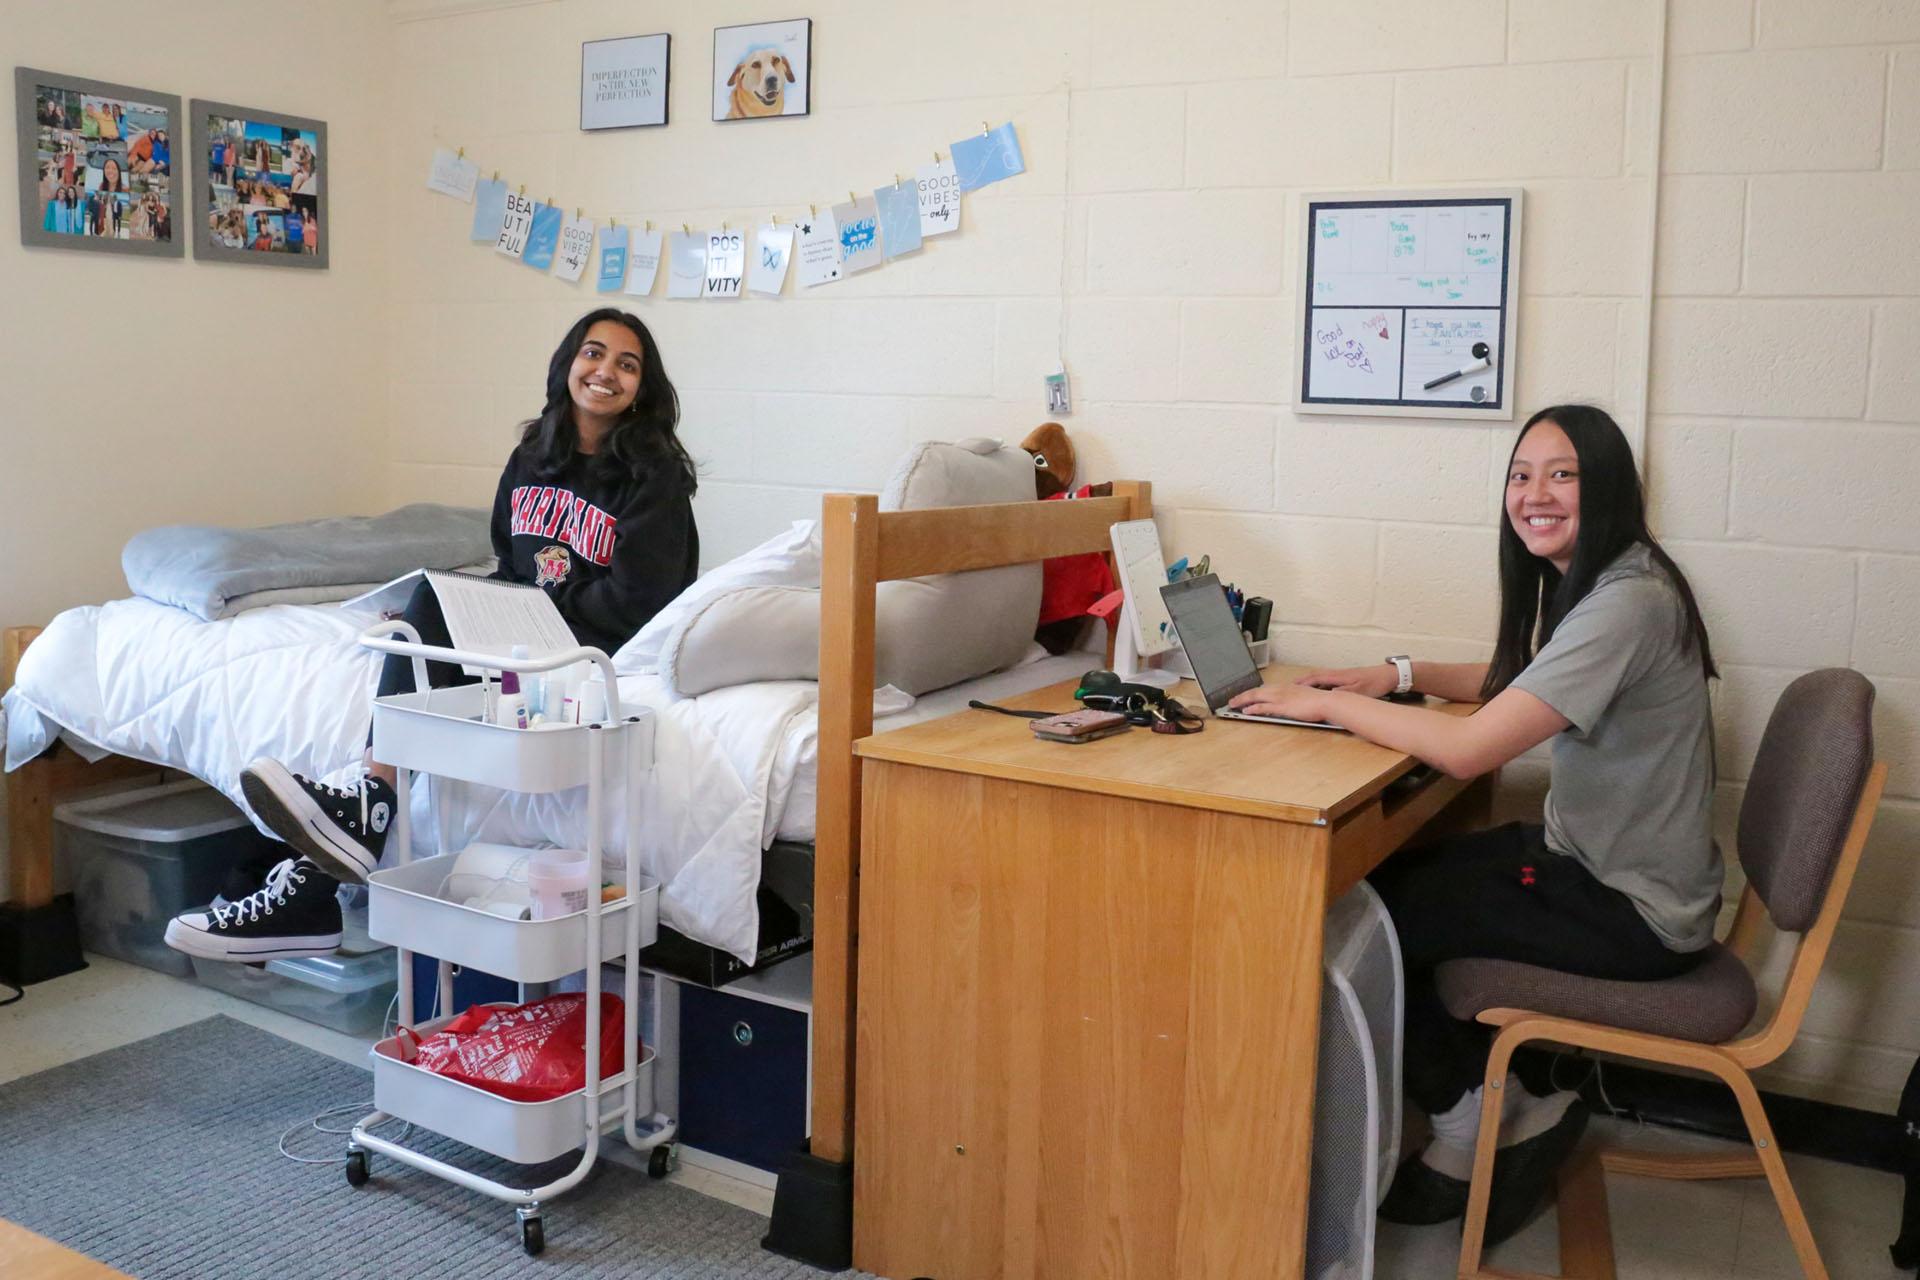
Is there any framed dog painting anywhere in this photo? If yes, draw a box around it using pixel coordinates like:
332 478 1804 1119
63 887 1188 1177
711 19 811 122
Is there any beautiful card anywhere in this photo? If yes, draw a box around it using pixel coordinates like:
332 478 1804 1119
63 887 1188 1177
494 190 534 258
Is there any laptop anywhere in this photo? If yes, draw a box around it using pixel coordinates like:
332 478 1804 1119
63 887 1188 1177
1159 575 1343 731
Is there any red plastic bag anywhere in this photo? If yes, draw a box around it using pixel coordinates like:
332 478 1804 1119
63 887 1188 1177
398 993 627 1102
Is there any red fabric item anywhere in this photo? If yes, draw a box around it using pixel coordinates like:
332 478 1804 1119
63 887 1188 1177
1039 487 1117 626
405 993 627 1102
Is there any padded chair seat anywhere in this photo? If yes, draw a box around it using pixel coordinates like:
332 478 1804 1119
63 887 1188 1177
1435 943 1758 1044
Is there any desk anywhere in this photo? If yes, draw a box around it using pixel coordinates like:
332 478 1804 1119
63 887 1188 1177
850 667 1488 1280
0 1219 133 1279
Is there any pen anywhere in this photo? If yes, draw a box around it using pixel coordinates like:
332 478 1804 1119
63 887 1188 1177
1423 341 1492 391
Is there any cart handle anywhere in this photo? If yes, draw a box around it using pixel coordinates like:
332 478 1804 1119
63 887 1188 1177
357 620 625 722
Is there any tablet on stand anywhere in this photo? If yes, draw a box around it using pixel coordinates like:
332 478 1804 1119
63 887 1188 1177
1109 518 1183 689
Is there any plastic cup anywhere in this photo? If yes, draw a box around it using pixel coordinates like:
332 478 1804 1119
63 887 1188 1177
527 850 590 920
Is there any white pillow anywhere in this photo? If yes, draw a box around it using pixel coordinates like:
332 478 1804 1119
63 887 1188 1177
613 519 820 674
663 439 1041 697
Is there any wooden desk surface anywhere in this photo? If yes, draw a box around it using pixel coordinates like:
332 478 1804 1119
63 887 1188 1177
855 664 1474 826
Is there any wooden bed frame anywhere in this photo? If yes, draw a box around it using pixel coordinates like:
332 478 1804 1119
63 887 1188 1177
2 480 1152 1230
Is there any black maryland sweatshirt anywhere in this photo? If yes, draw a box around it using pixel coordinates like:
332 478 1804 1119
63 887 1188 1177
488 447 699 657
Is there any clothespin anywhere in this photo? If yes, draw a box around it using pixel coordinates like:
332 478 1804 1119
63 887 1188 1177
894 173 903 189
491 170 499 182
981 121 990 136
770 212 780 225
645 219 652 232
608 216 617 229
576 207 583 220
456 146 465 160
682 222 690 235
849 191 857 205
933 151 942 163
809 203 817 218
544 195 552 207
517 183 525 196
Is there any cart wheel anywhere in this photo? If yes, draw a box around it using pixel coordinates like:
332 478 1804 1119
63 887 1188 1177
520 1216 545 1256
344 1150 369 1187
648 1145 671 1179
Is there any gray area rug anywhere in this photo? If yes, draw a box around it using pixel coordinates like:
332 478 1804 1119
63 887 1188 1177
0 1016 871 1279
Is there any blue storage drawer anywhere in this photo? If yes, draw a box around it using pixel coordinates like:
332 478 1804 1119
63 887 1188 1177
677 984 807 1173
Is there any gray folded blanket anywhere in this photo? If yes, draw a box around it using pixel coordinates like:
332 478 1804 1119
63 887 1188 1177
123 504 493 620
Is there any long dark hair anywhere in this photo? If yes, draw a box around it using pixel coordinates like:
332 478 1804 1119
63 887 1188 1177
1482 404 1715 699
516 308 696 493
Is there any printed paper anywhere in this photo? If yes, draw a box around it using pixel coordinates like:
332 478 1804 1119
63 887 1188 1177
596 225 629 293
704 228 745 298
749 222 794 295
666 230 707 298
554 215 595 282
831 196 884 275
494 190 535 258
471 178 507 241
521 202 562 270
873 181 922 259
427 147 479 201
794 212 841 287
626 227 664 296
916 158 960 236
951 122 1025 192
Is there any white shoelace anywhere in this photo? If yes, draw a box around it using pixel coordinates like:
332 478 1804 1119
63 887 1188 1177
213 857 304 927
311 768 376 833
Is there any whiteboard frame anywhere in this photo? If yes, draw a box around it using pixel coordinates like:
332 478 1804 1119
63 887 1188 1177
1292 187 1523 420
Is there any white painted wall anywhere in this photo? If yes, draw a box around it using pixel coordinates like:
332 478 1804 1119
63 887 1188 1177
7 0 1917 1111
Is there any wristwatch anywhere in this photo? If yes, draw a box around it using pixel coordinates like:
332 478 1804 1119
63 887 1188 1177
1385 655 1414 695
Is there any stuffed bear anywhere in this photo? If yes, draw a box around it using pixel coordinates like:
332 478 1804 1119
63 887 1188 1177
1019 423 1116 655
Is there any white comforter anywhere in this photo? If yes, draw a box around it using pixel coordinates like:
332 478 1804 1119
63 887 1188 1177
3 599 818 962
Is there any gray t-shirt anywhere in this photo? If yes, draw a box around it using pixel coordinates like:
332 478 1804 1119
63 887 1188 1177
1510 544 1720 951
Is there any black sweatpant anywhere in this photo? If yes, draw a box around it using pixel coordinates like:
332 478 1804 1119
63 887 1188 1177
1367 822 1703 1115
367 580 478 745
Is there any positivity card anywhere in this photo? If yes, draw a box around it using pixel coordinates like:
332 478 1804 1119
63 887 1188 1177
494 190 535 258
705 228 745 298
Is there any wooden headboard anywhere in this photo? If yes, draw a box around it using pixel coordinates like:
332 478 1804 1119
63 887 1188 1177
808 480 1151 1162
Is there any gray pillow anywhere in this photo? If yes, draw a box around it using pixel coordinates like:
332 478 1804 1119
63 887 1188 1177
663 438 1041 696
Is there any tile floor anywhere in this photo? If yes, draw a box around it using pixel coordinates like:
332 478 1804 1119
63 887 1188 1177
3 955 1912 1277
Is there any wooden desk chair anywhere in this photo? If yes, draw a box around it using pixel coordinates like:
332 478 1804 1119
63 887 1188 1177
1437 668 1885 1280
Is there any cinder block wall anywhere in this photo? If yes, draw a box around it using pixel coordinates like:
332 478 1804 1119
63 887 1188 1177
380 0 1919 1110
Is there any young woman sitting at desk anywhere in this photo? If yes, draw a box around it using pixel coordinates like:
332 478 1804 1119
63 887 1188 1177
163 308 700 964
1229 404 1719 1246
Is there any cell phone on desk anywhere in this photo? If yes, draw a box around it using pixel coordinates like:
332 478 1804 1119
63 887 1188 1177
1030 708 1130 743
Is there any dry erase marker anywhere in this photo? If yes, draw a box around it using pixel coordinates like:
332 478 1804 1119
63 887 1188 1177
1423 341 1492 391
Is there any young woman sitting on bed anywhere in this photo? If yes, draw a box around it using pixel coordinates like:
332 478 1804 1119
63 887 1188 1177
164 308 700 964
1227 404 1719 1246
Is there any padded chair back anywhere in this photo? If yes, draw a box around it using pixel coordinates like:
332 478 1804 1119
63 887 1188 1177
1736 669 1876 933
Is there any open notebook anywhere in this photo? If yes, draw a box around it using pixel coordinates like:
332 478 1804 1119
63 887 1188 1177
347 569 577 674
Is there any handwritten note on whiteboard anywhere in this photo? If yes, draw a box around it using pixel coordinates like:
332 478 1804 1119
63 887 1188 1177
1296 189 1521 417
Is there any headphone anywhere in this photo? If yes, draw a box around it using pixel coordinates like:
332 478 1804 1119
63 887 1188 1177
1075 669 1204 733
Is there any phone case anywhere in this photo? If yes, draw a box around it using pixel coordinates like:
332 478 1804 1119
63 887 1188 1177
1032 722 1131 744
1030 708 1129 741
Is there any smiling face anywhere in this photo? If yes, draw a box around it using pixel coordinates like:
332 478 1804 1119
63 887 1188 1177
566 319 644 443
1505 419 1581 572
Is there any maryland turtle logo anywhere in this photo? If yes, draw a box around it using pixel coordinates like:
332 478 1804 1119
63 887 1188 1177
534 544 571 586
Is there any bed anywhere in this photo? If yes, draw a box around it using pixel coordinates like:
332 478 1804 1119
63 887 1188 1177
1 477 1154 1205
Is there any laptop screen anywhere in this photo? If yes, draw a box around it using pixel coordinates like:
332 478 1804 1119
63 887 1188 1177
1160 575 1262 709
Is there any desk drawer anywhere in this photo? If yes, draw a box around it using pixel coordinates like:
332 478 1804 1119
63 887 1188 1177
678 985 807 1173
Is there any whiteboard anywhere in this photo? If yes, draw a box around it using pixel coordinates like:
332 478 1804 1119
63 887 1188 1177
1294 189 1522 419
1109 519 1176 657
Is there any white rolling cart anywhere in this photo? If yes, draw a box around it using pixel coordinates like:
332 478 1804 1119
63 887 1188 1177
343 622 677 1256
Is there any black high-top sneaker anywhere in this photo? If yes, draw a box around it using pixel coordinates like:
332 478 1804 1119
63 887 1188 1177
239 759 396 884
163 857 343 962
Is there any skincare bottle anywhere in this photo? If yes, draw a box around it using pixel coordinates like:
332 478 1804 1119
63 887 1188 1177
496 645 530 728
